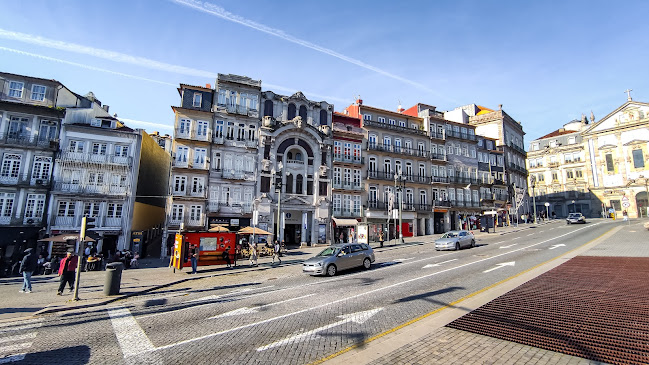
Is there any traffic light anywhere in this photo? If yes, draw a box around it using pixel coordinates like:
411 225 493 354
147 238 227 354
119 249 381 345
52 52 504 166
85 216 96 229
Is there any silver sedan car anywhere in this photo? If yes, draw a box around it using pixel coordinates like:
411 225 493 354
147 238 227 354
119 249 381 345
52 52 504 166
435 230 475 251
302 243 375 276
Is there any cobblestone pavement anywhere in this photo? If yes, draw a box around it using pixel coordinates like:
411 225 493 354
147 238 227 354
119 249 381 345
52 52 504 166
331 219 648 365
2 218 616 365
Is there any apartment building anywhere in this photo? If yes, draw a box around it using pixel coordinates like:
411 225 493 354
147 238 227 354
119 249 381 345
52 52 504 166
331 112 364 243
48 95 144 257
258 91 333 246
527 117 591 218
344 99 438 239
581 97 649 218
0 73 70 257
477 136 508 216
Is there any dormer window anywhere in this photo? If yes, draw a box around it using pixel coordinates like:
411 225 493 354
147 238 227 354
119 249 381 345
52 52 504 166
192 93 202 107
8 81 24 98
549 140 557 148
31 85 46 101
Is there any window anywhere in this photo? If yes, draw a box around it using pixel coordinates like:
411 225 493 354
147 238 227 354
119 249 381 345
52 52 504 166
333 167 341 186
455 144 461 155
296 175 303 194
532 143 539 151
575 170 583 178
470 147 476 158
217 89 227 105
197 120 209 137
383 136 391 150
299 105 307 120
368 158 377 174
399 120 406 127
564 153 573 163
388 119 396 125
191 177 204 194
552 171 558 181
114 145 129 157
378 117 385 123
194 148 207 165
550 141 557 148
632 149 645 168
394 139 401 153
31 84 46 101
24 194 45 219
1 154 22 178
447 143 453 155
191 92 202 107
83 202 101 218
369 187 378 203
248 125 256 141
107 203 123 218
92 143 107 155
368 134 377 148
215 120 224 138
363 114 372 121
353 144 361 162
0 192 15 218
288 104 297 120
343 168 351 186
353 196 361 216
8 81 24 98
568 136 576 145
353 169 361 188
566 170 574 179
31 156 52 180
57 201 75 217
605 153 615 172
68 140 84 153
179 119 191 135
176 146 188 162
171 204 184 221
384 159 391 174
87 172 104 185
343 142 352 158
174 176 187 194
333 194 341 213
8 116 28 139
462 145 468 157
226 122 234 140
38 120 57 142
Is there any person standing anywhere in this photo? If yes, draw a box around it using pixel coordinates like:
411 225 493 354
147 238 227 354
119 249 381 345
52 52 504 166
378 229 384 248
249 242 258 267
623 210 629 221
57 249 78 295
190 248 198 274
222 247 231 268
272 240 282 265
19 248 37 293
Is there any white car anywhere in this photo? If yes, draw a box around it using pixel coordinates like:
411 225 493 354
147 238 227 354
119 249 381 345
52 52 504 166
435 230 475 251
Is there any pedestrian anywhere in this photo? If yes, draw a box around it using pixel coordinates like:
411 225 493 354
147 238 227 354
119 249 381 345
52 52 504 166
36 254 46 276
272 240 282 265
190 247 198 274
623 210 628 221
249 242 258 267
57 249 78 295
378 229 384 248
222 247 231 268
19 248 37 293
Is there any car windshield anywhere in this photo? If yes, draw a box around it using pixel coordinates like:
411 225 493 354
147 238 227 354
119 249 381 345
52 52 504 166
442 232 457 238
568 213 580 217
316 247 338 257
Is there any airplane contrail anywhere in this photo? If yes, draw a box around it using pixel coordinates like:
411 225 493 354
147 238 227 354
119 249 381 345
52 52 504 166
172 0 435 93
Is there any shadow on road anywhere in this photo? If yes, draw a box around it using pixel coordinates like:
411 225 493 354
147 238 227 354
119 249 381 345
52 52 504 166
22 345 91 365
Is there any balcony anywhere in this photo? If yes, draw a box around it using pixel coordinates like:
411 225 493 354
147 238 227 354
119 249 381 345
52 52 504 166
53 182 128 196
285 159 305 166
173 159 189 168
507 142 526 155
363 119 427 136
432 199 451 207
0 173 49 187
213 136 225 145
547 162 560 168
59 151 133 166
193 161 209 170
332 209 361 218
431 176 449 184
0 133 59 150
448 176 477 185
332 183 363 191
104 217 122 227
366 170 396 181
189 188 206 198
207 201 220 212
245 139 258 148
446 131 476 141
52 215 81 228
430 152 446 161
222 169 255 180
22 216 42 225
415 204 430 212
430 131 445 140
333 154 364 165
367 201 387 210
367 143 393 153
168 215 205 228
508 163 528 174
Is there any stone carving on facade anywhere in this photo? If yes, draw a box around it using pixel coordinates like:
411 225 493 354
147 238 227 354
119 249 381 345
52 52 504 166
319 124 331 136
263 116 274 128
292 116 304 129
319 164 328 176
262 159 271 172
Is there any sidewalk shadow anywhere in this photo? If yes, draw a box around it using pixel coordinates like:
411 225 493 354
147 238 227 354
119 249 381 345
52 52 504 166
0 306 42 315
395 286 466 308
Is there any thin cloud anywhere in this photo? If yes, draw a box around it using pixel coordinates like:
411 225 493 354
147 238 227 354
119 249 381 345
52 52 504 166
0 47 177 86
0 29 350 104
119 117 174 132
172 0 434 94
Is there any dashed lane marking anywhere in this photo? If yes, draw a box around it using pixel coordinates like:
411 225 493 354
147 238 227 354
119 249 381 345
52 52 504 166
109 307 154 358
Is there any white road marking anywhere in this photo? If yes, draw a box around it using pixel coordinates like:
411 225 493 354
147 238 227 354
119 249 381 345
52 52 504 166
0 342 31 355
493 241 504 245
256 308 383 351
526 233 534 236
499 244 517 249
144 222 601 355
394 258 414 262
0 333 36 344
423 259 458 269
0 322 42 335
209 294 315 319
483 261 515 273
549 244 566 250
0 354 26 364
108 307 154 358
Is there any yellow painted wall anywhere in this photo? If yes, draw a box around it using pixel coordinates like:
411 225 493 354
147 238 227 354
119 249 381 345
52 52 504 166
132 202 166 231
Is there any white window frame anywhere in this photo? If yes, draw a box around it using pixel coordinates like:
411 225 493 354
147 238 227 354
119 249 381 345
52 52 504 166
31 84 46 101
193 93 202 107
8 81 24 98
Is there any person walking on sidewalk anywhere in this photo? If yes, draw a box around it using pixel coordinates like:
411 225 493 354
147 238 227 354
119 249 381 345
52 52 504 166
190 248 198 274
57 249 78 295
378 229 384 248
623 210 629 221
249 242 258 267
19 248 37 293
222 247 231 268
272 240 282 265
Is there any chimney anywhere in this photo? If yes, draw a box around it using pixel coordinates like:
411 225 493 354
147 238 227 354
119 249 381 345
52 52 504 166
498 104 503 110
102 105 109 113
356 97 363 105
206 83 211 89
397 104 405 113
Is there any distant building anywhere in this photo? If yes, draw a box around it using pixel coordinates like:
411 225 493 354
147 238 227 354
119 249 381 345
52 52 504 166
149 131 172 154
526 118 591 218
477 135 508 215
581 97 649 218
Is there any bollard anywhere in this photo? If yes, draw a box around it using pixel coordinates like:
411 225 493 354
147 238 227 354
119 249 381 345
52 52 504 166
104 262 123 296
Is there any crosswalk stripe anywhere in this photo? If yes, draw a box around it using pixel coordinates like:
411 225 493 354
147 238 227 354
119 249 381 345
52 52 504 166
0 323 42 335
0 342 31 355
0 333 36 344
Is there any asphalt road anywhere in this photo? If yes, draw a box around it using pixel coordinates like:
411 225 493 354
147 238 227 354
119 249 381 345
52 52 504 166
0 220 619 365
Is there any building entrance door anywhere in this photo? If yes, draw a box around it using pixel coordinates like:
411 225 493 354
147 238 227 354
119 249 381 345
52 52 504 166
284 224 301 248
636 192 648 217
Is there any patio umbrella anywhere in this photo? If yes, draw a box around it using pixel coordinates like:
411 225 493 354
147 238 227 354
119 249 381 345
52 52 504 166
208 225 230 233
238 226 272 235
38 234 96 242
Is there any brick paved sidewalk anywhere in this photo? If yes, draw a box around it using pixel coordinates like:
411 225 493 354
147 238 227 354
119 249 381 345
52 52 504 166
327 219 648 365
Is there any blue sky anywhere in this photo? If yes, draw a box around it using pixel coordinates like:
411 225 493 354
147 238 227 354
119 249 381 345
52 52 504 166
2 0 649 144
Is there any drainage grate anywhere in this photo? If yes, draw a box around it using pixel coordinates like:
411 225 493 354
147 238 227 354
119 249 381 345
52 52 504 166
447 256 649 365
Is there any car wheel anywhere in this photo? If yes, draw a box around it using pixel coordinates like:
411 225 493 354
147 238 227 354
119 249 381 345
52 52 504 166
326 264 337 277
455 242 460 251
567 221 571 225
363 258 371 270
471 239 475 248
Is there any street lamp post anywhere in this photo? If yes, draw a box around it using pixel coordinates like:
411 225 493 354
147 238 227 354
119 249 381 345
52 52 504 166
571 200 576 214
545 202 550 220
273 163 283 244
530 175 537 224
394 173 404 244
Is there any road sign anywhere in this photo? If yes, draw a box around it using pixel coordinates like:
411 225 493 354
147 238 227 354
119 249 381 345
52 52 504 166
622 202 630 208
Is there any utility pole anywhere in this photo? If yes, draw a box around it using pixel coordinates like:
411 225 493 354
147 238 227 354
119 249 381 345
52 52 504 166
274 165 283 244
530 175 538 224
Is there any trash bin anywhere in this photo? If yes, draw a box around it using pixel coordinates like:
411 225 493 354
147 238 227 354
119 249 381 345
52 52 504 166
104 262 123 296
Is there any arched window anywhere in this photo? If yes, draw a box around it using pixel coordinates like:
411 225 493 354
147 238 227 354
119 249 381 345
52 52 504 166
288 103 296 120
285 173 293 193
295 152 302 161
296 175 303 194
286 151 293 160
320 110 328 126
299 105 307 120
264 100 273 117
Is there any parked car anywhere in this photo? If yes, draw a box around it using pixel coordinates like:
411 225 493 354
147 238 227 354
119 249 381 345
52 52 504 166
566 213 586 224
302 243 375 276
435 230 475 251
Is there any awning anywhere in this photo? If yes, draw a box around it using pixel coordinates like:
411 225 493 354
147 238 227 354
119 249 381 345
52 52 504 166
332 218 358 227
39 234 96 243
